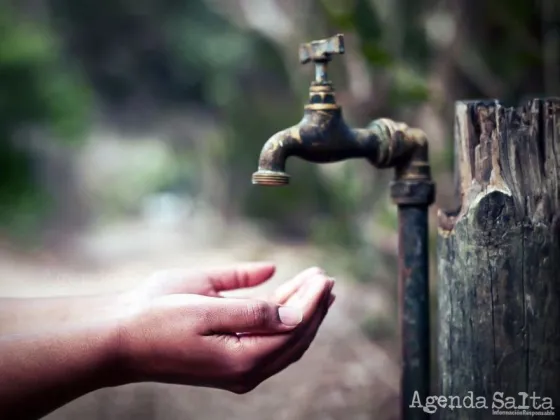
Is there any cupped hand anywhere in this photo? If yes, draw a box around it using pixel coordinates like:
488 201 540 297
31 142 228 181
133 262 293 296
129 262 330 306
117 268 335 393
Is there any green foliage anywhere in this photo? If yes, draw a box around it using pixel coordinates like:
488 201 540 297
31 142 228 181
0 6 90 239
0 10 89 142
167 5 256 106
0 148 52 240
321 0 393 68
388 65 430 105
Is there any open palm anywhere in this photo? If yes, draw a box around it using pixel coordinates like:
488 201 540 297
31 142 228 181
132 263 329 306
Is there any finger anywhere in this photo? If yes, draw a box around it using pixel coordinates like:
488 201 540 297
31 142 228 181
281 282 334 357
328 293 336 308
206 262 276 293
283 275 334 307
272 266 325 304
253 285 335 383
238 274 333 354
200 297 303 335
224 266 323 302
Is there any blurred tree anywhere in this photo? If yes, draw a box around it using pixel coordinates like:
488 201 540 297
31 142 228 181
1 0 558 263
0 4 90 242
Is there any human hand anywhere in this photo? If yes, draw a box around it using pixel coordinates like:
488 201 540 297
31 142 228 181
0 262 308 336
128 262 332 307
117 267 335 393
0 263 334 420
131 262 297 298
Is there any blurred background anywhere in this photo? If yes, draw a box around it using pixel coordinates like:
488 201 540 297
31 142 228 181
0 0 558 419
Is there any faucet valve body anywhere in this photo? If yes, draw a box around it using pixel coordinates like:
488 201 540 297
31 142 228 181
252 33 434 197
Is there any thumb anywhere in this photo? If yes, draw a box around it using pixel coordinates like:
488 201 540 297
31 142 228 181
202 298 303 334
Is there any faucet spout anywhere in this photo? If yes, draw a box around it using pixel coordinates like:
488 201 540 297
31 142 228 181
251 124 301 186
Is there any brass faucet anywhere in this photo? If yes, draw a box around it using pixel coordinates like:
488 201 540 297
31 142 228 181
252 34 436 420
251 34 432 192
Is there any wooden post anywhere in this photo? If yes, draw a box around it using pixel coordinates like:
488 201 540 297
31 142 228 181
437 98 560 419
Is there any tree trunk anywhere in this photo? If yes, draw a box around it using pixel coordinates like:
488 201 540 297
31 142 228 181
437 98 560 419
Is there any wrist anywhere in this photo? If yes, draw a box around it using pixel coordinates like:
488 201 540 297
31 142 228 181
62 291 147 388
105 292 152 385
69 298 139 389
99 323 133 388
73 319 130 389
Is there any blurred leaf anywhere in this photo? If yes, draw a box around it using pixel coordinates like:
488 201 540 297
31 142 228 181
352 0 384 41
388 65 430 104
0 5 90 239
40 70 91 144
321 0 393 68
361 41 394 67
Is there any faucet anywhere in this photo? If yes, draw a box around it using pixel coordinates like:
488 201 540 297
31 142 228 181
252 34 435 420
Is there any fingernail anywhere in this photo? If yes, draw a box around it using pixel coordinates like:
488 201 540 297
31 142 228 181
278 306 303 326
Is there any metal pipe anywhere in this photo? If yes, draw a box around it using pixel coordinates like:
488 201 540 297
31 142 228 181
252 34 435 419
398 205 430 420
390 140 434 419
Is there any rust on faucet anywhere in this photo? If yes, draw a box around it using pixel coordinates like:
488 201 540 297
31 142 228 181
251 34 434 204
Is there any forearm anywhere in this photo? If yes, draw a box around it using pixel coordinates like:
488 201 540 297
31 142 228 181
0 321 125 419
0 294 126 335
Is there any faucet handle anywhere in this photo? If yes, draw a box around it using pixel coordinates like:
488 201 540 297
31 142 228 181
299 34 345 64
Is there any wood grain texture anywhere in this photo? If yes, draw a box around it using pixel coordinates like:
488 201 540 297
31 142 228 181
437 98 560 419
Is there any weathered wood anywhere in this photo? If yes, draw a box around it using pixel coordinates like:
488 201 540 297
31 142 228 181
437 98 560 419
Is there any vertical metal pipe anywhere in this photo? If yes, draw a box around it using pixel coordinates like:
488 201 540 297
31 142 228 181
398 204 430 420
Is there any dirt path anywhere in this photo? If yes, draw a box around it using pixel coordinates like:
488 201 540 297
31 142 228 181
0 218 400 420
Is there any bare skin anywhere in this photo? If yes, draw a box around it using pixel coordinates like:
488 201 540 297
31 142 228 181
0 263 335 419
